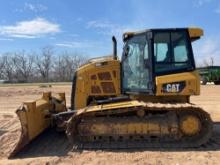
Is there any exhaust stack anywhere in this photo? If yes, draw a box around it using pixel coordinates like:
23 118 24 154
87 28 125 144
112 36 117 60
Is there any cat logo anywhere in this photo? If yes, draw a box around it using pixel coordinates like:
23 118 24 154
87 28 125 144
166 83 180 93
162 81 185 93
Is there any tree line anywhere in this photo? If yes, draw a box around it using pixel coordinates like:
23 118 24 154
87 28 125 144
0 47 88 83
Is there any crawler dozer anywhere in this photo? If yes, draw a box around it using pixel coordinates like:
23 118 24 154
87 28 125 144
10 27 213 157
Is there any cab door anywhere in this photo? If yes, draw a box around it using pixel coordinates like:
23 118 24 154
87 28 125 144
122 33 154 94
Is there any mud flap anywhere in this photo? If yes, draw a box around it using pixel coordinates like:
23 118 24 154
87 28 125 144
9 92 66 158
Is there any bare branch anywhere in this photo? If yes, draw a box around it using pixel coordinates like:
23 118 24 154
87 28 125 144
35 46 54 82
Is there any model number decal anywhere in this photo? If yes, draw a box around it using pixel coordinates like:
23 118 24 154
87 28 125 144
162 81 186 93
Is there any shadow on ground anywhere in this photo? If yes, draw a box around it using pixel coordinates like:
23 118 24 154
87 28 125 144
0 129 7 136
12 129 72 159
11 122 220 159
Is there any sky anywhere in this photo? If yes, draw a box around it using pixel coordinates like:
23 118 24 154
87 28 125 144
0 0 220 65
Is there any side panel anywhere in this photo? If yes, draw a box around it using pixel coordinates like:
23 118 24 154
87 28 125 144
155 71 200 96
73 59 121 109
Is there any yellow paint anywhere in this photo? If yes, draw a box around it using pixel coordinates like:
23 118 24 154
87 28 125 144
74 57 121 109
155 70 200 96
84 100 143 113
188 28 203 41
123 27 203 41
17 92 66 143
180 115 201 135
78 119 172 136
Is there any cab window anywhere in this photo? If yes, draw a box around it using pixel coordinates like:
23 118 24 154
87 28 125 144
154 31 193 73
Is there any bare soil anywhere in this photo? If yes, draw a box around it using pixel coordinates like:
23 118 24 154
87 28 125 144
0 84 220 165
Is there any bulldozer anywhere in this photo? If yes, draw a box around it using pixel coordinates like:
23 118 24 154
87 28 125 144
10 27 213 157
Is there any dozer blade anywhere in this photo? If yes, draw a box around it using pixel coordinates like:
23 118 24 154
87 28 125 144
9 92 66 158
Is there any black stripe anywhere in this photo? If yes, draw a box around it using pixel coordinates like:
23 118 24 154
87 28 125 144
70 71 77 110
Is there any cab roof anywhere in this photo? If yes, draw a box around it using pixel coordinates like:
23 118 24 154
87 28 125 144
123 27 203 42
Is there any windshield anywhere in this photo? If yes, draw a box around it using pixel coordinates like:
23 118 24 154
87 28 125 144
122 34 151 92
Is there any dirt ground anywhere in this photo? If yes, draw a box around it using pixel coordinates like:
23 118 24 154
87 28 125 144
0 84 220 165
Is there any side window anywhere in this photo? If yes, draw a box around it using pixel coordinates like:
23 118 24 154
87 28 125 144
154 43 169 62
172 32 188 62
154 31 193 73
154 33 170 63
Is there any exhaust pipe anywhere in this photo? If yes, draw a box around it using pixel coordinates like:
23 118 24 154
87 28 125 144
112 36 117 60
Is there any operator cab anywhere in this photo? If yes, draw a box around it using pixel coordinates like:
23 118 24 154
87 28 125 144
121 28 201 94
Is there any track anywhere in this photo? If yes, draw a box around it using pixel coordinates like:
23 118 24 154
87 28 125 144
66 101 213 150
73 128 220 151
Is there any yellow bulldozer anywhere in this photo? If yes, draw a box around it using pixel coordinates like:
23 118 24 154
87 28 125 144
10 27 213 157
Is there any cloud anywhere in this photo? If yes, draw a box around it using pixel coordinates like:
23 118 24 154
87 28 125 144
55 42 84 48
87 20 116 29
193 0 220 14
0 38 13 41
193 0 213 7
69 34 79 38
24 3 47 12
193 38 220 65
55 41 99 49
86 20 135 38
86 20 130 33
86 19 148 45
86 19 148 56
15 3 47 13
0 18 60 39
